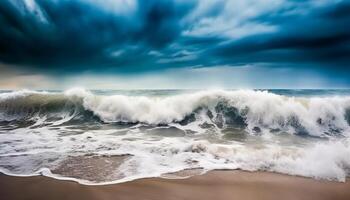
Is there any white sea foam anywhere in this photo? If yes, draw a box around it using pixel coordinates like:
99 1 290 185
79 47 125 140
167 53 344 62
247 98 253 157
0 89 48 101
1 127 349 184
63 88 350 136
1 88 350 184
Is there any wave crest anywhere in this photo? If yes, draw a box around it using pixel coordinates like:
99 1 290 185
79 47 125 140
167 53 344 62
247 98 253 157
1 89 350 136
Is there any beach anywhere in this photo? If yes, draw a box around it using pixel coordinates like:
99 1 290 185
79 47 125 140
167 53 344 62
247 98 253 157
1 170 350 200
2 0 350 199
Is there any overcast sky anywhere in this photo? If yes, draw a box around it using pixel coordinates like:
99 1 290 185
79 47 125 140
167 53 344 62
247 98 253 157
0 0 349 89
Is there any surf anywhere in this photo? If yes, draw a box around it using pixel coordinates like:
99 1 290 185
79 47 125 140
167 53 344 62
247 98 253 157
1 88 349 137
1 89 350 184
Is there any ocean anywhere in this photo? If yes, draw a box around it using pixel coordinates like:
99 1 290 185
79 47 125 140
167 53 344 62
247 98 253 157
0 88 350 185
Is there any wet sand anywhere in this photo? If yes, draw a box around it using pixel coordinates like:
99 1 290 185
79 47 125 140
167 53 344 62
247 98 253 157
1 170 350 200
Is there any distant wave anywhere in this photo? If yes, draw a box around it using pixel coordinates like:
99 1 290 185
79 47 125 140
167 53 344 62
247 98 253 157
1 88 349 137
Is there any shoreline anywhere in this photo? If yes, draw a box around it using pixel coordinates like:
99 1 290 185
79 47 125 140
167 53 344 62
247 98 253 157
1 170 350 200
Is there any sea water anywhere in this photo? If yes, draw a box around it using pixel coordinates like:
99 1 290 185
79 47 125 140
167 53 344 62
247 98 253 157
0 88 350 184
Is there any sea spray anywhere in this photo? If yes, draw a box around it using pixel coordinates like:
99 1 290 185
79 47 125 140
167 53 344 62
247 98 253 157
0 89 350 184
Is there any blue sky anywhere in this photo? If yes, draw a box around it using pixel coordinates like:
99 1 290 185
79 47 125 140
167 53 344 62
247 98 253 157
0 0 349 89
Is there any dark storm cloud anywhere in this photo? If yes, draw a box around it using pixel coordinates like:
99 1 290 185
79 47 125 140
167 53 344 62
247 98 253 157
212 1 350 67
0 0 195 72
0 0 349 74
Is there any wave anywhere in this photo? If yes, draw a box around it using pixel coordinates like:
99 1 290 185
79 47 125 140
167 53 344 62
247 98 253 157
1 138 350 184
1 88 350 183
1 88 350 136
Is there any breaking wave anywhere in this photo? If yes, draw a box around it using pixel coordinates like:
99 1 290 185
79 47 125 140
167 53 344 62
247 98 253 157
1 88 350 137
1 88 350 184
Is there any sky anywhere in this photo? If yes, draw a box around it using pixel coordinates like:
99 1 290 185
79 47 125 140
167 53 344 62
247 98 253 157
0 0 349 89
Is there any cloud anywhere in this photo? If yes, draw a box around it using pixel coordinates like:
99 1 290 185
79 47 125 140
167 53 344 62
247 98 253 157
182 0 281 38
11 65 350 89
211 0 350 67
0 0 195 71
0 0 349 75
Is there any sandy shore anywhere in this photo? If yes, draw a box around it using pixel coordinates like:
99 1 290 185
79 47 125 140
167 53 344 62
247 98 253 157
1 170 350 200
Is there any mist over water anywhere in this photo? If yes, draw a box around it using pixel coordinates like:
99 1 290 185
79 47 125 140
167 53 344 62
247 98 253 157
0 89 350 184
